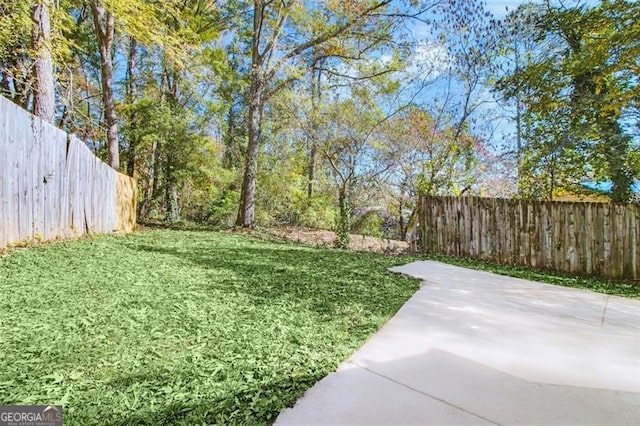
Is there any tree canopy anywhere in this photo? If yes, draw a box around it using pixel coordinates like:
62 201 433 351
1 0 638 243
495 0 639 202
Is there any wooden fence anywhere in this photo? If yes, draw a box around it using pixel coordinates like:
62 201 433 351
418 196 640 281
0 95 136 249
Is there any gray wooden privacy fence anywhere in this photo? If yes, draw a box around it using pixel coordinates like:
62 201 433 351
418 196 640 281
0 95 136 250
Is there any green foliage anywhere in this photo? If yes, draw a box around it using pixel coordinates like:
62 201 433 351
101 0 207 67
384 106 479 198
0 1 35 105
121 97 220 222
0 1 31 59
0 230 419 424
353 211 384 239
295 193 336 230
203 191 240 226
515 111 587 200
182 166 240 226
497 0 640 202
255 146 307 226
0 0 74 105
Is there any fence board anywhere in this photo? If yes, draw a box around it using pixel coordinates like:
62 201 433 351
0 105 4 248
17 113 29 241
5 104 18 245
0 96 136 249
419 196 640 281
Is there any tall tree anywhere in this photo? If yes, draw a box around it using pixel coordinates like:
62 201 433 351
383 106 479 239
31 0 55 123
118 0 222 221
492 3 539 172
235 0 408 228
88 0 197 171
311 75 408 247
497 0 639 202
90 0 118 169
0 0 58 112
123 35 139 177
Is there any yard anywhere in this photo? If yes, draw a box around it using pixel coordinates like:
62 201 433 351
1 228 638 425
0 230 419 425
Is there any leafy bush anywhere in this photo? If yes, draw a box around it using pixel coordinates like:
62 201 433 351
295 194 336 230
352 210 384 238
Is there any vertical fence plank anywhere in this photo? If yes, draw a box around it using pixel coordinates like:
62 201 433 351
17 110 30 242
42 120 57 241
59 136 70 236
542 202 549 268
622 206 632 278
53 127 66 238
6 103 19 245
582 203 591 274
68 136 81 235
0 98 8 249
32 117 44 241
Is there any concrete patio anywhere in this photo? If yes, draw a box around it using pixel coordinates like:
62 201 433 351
276 261 640 425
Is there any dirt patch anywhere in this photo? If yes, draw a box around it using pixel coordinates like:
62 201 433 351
265 226 410 255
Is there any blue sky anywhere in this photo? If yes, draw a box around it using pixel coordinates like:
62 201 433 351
486 0 528 18
394 0 536 166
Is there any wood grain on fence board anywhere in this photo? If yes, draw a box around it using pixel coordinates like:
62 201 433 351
419 196 640 281
0 96 136 249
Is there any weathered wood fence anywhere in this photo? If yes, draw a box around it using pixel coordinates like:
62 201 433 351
0 95 136 250
418 196 639 281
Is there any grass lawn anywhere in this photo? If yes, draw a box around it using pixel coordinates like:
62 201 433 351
248 226 640 299
0 230 419 425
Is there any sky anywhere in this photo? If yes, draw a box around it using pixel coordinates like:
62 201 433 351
485 0 529 18
396 0 536 167
407 1 534 114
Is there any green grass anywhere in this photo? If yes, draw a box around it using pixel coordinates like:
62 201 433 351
1 229 637 425
0 230 419 425
246 227 639 299
419 254 640 299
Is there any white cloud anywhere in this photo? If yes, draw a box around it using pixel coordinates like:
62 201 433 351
409 41 452 81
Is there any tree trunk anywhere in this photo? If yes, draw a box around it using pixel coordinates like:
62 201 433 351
223 105 239 169
165 155 179 222
236 3 266 228
307 145 316 198
139 139 158 219
126 37 138 177
166 181 179 222
398 197 405 241
236 76 264 227
32 0 55 124
336 183 351 249
307 62 322 198
91 0 119 170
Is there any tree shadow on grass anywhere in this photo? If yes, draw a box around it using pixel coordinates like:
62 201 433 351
104 234 418 425
126 239 417 320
